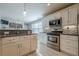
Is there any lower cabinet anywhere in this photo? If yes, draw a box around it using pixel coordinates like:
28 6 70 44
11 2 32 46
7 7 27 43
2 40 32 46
19 44 30 56
0 46 2 56
0 35 37 56
30 37 37 52
19 38 30 56
60 35 78 56
2 43 19 56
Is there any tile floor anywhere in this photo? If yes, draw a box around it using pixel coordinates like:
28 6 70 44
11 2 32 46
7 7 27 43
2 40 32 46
28 42 69 56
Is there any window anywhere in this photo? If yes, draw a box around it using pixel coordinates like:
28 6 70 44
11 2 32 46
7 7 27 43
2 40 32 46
31 21 43 33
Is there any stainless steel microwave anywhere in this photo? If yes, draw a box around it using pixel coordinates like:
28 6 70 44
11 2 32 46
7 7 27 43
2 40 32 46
49 19 62 27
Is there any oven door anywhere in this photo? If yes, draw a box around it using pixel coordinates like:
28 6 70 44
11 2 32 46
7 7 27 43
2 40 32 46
48 35 58 43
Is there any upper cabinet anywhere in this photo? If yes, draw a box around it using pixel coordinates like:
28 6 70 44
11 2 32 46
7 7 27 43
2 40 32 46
77 4 79 24
68 4 78 25
61 4 78 26
61 8 69 26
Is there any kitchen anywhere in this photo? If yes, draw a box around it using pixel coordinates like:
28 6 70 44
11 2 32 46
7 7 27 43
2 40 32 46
0 3 79 56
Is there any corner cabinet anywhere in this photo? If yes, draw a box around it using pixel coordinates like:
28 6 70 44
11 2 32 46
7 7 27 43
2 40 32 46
60 34 78 56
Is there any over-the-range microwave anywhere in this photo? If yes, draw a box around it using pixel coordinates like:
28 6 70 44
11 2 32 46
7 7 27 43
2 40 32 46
49 19 62 27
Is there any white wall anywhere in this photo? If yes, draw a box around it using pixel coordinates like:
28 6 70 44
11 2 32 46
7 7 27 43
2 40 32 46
0 16 28 30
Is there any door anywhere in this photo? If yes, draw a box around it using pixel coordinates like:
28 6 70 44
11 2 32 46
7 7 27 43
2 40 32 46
2 43 19 56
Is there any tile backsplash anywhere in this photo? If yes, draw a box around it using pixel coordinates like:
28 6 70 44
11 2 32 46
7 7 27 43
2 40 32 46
63 25 77 34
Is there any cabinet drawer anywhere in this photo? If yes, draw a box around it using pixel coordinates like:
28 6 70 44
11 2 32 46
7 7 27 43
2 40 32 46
19 36 29 41
2 37 19 44
61 40 78 49
12 37 19 42
2 37 12 44
60 35 78 41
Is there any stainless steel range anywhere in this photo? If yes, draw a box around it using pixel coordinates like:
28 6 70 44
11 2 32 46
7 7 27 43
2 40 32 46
47 31 62 51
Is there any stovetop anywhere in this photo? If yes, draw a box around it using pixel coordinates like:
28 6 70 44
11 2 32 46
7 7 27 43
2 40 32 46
47 31 62 35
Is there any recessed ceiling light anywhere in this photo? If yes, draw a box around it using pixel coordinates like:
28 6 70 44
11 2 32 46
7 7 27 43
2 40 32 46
48 3 50 6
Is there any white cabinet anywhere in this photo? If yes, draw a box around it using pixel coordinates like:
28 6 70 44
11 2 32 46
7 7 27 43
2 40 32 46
19 36 30 56
60 35 78 55
61 4 78 26
2 43 19 56
0 40 2 56
17 35 37 56
61 8 69 26
19 43 30 56
0 46 2 56
0 35 37 56
30 35 37 52
68 4 77 25
76 4 79 34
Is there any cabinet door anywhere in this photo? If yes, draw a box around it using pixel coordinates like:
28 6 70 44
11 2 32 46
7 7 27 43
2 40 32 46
61 8 69 26
0 40 2 56
68 5 77 25
19 44 30 56
2 43 19 56
30 36 37 52
77 4 79 34
0 46 2 56
60 35 78 55
19 37 30 56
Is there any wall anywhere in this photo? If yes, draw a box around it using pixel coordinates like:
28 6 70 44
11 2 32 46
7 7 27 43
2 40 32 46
0 16 28 30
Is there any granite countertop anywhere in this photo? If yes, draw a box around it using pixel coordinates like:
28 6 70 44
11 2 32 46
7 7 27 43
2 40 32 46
61 33 79 36
0 34 37 38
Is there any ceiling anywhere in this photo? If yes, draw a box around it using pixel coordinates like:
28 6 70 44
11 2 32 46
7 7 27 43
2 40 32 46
0 3 73 23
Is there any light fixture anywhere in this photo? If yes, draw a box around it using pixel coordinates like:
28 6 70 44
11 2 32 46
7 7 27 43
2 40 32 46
24 3 27 16
24 11 27 15
48 3 50 6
